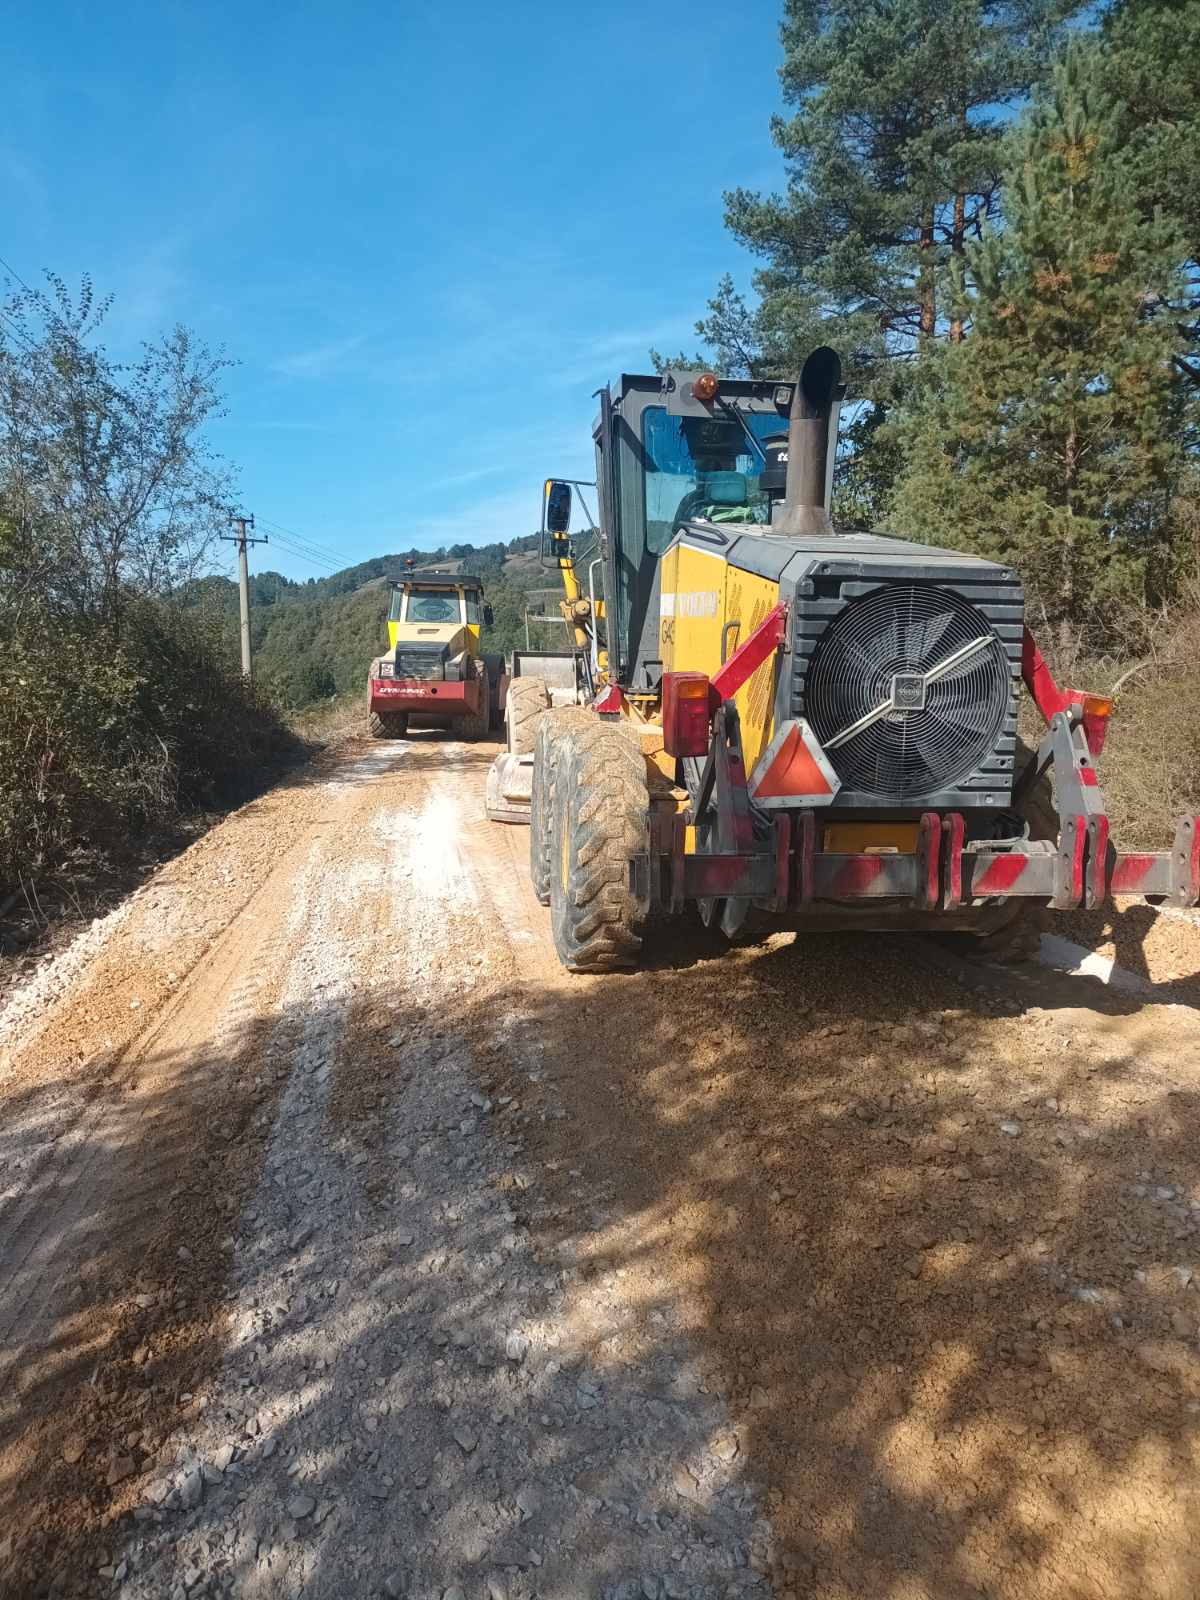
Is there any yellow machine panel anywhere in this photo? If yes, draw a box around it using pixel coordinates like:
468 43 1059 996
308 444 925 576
724 562 785 776
658 542 726 677
823 822 920 855
660 539 783 777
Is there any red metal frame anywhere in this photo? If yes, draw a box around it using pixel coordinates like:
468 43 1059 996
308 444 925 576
1022 626 1111 756
943 812 965 909
1021 628 1069 722
646 621 1199 921
711 603 789 702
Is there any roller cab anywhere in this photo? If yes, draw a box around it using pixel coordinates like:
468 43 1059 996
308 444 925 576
367 570 499 739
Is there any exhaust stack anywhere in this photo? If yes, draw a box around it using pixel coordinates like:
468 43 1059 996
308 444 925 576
770 346 842 537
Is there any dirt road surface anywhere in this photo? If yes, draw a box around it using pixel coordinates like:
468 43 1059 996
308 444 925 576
2 735 1200 1600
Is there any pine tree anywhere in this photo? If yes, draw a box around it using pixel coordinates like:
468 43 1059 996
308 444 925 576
889 44 1189 640
719 0 1081 387
1102 0 1200 392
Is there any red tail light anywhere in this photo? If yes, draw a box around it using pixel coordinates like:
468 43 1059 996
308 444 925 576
663 672 714 757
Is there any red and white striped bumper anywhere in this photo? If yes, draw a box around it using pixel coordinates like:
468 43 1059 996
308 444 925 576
643 811 1200 916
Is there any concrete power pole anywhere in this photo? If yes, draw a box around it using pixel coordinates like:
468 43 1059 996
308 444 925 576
221 513 268 680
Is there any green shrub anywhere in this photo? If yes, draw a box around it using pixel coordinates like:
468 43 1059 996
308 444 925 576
0 596 300 894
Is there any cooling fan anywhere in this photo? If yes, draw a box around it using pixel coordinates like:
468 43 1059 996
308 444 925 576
805 583 1012 798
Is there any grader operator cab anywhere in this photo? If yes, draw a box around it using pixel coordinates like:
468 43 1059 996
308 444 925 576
367 567 501 740
492 348 1199 972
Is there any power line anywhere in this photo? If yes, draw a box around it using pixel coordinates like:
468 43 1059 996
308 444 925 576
256 515 344 565
266 534 343 573
272 535 344 570
259 529 346 571
0 309 39 354
266 529 342 567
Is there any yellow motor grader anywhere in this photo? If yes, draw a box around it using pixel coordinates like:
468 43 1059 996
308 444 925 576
489 348 1198 972
367 565 501 739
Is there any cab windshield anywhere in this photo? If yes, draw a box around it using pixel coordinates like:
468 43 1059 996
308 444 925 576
405 588 461 623
642 406 783 553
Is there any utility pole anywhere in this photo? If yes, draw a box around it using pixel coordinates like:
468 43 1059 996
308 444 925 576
220 513 268 680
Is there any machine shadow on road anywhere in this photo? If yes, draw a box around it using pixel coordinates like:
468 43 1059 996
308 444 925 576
0 1005 297 1600
4 923 1199 1600
1049 902 1200 1012
465 930 1200 1600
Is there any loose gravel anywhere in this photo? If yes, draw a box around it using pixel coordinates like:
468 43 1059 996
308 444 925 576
106 750 766 1600
3 735 1199 1600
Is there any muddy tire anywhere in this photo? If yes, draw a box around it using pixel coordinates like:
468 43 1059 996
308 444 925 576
506 676 552 757
460 662 491 740
549 722 649 972
483 653 504 731
949 737 1055 964
529 717 556 904
368 711 408 739
530 707 606 904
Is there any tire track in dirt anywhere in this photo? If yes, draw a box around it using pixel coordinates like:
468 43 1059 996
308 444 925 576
0 742 412 1599
4 732 1200 1600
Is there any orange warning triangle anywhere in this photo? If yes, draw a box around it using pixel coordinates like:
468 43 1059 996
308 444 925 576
753 724 835 799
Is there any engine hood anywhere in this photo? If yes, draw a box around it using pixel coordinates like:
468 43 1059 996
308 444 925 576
682 520 1014 583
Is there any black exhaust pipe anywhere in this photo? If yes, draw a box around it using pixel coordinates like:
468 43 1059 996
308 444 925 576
770 346 842 537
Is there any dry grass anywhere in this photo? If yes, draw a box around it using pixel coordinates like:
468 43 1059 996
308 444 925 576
1075 601 1200 850
1099 646 1200 849
287 691 364 746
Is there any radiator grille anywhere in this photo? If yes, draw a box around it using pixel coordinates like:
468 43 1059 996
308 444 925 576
790 564 1023 805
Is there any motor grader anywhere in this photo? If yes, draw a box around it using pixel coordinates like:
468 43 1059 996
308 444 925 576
491 348 1199 973
367 566 501 739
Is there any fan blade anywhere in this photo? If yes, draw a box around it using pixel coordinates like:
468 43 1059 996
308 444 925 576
935 650 997 684
904 607 956 667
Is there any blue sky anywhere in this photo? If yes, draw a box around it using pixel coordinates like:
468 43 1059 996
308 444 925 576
5 0 788 583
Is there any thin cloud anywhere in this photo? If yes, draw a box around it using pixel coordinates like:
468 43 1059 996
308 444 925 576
247 419 341 433
390 488 543 552
425 464 508 491
272 335 367 379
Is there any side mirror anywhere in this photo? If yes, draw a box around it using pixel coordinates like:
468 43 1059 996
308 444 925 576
543 479 572 535
482 603 494 627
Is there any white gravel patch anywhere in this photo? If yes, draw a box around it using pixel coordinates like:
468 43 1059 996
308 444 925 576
115 777 773 1600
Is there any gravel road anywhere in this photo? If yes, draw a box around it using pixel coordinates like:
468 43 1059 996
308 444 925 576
2 735 1200 1600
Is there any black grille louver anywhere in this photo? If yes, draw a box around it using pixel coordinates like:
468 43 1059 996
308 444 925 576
804 583 1013 800
395 644 448 681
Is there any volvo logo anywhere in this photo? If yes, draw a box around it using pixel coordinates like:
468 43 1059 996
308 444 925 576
890 672 927 712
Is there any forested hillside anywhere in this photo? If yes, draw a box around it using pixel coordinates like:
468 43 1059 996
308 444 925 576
190 533 561 710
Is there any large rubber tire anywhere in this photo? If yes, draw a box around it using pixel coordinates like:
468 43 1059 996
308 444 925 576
368 711 408 739
549 723 650 973
951 737 1056 963
506 676 551 757
483 653 504 731
531 708 604 904
460 661 491 740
